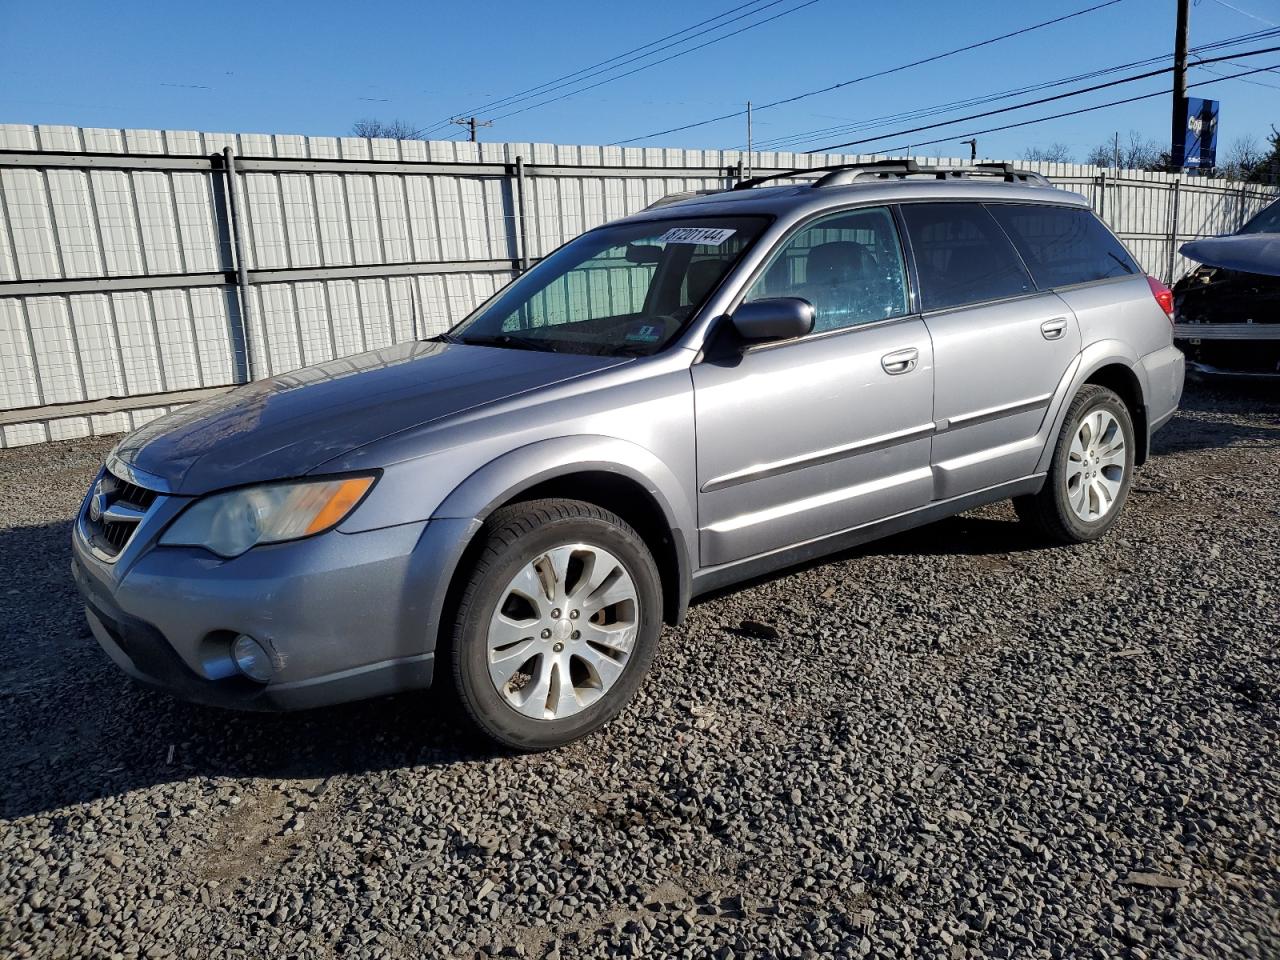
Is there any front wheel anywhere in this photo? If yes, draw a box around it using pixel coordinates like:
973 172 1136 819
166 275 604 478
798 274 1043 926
449 499 662 751
1014 384 1135 544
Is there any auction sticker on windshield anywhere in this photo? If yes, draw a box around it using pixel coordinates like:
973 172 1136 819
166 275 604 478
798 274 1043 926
658 226 737 246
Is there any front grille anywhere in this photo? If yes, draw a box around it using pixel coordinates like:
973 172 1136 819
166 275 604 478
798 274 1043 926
81 468 160 559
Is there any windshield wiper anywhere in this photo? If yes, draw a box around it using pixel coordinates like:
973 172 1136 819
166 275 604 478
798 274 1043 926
459 333 560 353
430 332 463 343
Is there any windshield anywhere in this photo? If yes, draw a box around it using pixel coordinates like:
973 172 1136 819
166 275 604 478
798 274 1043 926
1240 198 1280 235
447 216 769 355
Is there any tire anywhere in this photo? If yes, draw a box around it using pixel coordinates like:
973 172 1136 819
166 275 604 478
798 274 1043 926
1014 384 1136 544
449 498 662 751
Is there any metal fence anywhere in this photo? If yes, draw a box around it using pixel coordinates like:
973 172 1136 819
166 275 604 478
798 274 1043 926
1 123 1275 447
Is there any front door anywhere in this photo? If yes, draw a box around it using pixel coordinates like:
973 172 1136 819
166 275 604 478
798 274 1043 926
693 206 935 568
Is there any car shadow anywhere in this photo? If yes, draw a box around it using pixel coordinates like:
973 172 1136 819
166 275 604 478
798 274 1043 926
6 383 1276 820
1 518 500 822
691 509 1051 609
1152 377 1280 456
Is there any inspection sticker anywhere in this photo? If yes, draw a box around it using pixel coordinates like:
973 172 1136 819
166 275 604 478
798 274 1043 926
657 226 736 246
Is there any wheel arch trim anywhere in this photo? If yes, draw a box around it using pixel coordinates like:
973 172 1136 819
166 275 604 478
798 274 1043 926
1035 343 1149 474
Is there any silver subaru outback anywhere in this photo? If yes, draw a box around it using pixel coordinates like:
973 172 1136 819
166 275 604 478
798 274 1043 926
72 161 1184 750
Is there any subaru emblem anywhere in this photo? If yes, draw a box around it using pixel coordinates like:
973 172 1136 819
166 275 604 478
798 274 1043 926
89 481 108 523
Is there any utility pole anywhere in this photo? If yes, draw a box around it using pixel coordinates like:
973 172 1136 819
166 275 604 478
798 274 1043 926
962 138 977 162
1169 0 1190 169
451 116 493 142
1114 131 1121 171
745 101 753 179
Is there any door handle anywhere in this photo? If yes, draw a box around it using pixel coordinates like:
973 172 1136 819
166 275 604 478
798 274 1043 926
1041 317 1069 341
881 347 919 375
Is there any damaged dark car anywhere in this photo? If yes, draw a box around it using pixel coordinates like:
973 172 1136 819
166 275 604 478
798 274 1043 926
1174 197 1280 376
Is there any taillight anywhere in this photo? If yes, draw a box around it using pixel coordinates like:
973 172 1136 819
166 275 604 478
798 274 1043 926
1147 275 1174 321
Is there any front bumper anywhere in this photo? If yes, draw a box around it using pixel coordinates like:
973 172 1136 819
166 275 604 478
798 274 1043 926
71 515 445 711
1174 323 1280 377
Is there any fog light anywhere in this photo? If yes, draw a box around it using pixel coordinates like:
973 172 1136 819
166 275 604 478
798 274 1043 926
231 634 273 683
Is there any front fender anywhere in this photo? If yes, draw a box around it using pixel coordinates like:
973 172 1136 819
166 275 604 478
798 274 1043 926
440 432 691 562
383 436 698 661
432 435 688 523
434 434 695 624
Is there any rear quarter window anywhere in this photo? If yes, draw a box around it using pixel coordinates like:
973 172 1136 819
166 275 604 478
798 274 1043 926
986 203 1138 288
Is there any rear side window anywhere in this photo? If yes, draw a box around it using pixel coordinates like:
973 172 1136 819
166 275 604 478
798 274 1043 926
987 203 1138 288
899 202 1034 312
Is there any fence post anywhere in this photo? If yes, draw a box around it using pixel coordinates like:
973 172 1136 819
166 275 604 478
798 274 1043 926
1166 176 1182 286
221 146 255 381
515 155 530 272
1097 170 1106 219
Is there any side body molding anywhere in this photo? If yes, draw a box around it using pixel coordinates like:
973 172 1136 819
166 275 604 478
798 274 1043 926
431 435 697 617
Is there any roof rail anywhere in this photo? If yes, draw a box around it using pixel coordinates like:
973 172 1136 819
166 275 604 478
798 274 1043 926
642 188 726 210
731 159 1052 191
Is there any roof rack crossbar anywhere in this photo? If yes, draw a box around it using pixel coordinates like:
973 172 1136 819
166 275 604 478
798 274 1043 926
731 158 914 191
730 159 1051 191
811 161 1051 188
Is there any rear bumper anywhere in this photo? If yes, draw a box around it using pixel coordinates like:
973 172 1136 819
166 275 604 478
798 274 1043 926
71 518 445 711
1140 343 1185 437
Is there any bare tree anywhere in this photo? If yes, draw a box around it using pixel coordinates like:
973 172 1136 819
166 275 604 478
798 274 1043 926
1247 126 1280 185
1022 143 1074 163
1221 134 1263 181
1085 130 1164 171
350 119 426 140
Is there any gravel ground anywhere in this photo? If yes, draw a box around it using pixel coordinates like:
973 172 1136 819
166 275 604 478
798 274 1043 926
2 379 1278 960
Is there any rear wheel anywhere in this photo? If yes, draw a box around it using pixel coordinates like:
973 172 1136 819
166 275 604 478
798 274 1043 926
1014 384 1135 544
449 499 662 751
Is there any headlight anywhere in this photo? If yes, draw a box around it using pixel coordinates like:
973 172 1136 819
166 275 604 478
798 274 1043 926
160 475 376 558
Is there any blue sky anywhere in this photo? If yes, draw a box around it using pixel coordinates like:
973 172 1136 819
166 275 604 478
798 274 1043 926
1 0 1276 161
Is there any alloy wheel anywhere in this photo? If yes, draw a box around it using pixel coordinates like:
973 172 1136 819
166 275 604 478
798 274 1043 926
486 543 639 720
1065 408 1126 522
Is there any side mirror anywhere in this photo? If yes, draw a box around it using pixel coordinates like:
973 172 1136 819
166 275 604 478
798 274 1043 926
730 298 815 342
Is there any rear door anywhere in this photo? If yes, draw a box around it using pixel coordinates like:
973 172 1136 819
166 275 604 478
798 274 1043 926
899 201 1081 500
693 206 934 568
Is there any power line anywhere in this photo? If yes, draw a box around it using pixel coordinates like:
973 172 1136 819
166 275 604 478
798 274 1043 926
485 0 825 124
418 0 809 137
804 43 1280 153
749 54 1169 150
748 26 1279 150
1208 0 1277 27
424 0 814 136
1198 61 1280 88
611 0 1128 145
869 62 1280 155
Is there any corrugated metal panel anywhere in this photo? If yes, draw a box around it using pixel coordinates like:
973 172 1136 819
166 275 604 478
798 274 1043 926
0 123 1275 447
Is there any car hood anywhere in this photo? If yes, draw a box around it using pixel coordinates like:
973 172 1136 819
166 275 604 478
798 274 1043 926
1180 233 1280 278
112 341 628 494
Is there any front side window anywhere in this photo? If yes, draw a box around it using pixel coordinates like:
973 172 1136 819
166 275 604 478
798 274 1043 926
900 202 1035 312
744 206 909 333
987 203 1137 288
449 216 768 356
